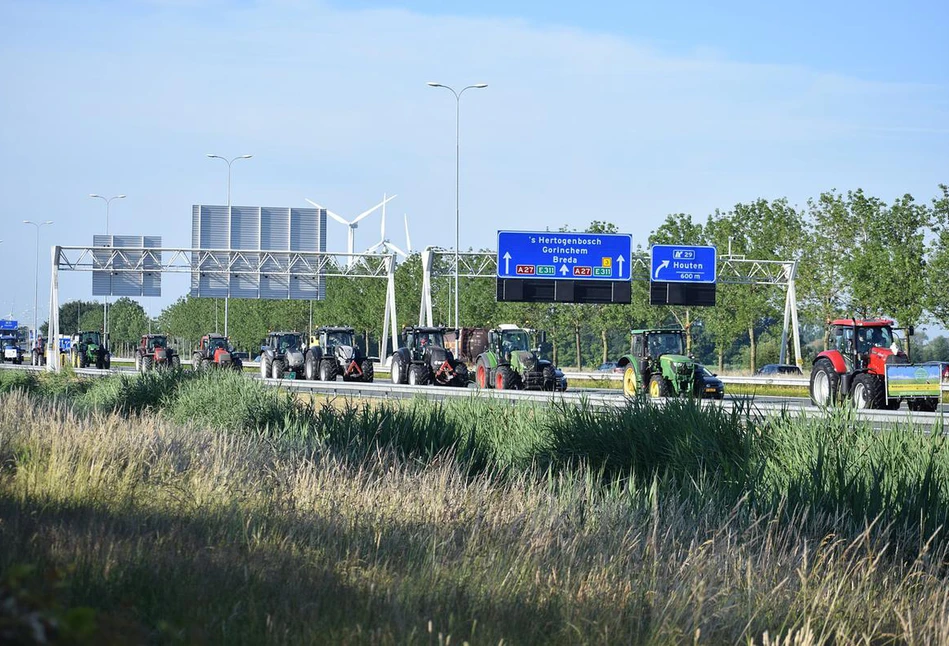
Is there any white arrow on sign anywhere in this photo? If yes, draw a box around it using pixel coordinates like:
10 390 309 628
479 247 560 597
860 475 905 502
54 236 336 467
616 255 625 277
503 251 512 274
654 259 669 279
560 264 569 276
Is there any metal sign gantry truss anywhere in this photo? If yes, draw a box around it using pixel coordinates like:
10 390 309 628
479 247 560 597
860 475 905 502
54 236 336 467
419 247 802 366
46 246 399 371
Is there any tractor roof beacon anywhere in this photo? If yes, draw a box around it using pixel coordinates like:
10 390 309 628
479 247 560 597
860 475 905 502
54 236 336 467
810 318 938 411
390 326 469 388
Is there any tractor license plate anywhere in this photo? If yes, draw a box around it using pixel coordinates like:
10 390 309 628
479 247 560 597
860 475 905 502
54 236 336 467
285 372 297 380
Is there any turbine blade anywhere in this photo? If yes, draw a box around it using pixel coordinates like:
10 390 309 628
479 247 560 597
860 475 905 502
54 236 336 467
351 193 397 225
386 242 407 258
404 214 412 252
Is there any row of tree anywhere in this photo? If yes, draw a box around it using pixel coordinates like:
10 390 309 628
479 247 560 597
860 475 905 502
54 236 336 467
41 185 949 371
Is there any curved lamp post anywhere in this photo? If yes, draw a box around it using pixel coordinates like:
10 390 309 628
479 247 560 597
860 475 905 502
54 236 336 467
426 82 487 353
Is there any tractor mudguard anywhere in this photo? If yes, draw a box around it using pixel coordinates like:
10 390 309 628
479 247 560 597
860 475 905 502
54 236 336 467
308 347 324 362
478 351 499 369
815 350 847 374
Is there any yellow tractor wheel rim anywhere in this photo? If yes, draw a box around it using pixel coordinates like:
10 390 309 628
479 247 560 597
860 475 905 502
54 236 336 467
623 366 637 397
649 378 660 398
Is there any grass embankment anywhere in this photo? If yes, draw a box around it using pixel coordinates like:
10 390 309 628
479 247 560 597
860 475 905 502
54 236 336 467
3 370 949 643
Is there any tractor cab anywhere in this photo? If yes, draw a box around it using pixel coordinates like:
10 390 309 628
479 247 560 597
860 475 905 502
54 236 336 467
270 332 303 353
489 326 531 360
633 330 686 358
79 331 102 347
143 335 167 351
405 327 446 360
203 335 228 352
828 319 902 373
321 328 355 350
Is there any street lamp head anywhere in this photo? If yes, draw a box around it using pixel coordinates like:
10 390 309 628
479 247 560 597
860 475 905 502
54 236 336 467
42 220 53 226
22 220 31 224
426 82 444 88
206 153 223 159
89 193 102 198
116 194 126 199
472 83 488 88
239 154 253 159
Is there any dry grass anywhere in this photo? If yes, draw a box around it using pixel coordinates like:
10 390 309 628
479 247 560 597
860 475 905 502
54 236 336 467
3 391 949 644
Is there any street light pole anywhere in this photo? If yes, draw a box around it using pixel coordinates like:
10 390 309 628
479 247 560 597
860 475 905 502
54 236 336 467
426 82 487 355
23 220 53 344
89 194 126 340
207 154 253 337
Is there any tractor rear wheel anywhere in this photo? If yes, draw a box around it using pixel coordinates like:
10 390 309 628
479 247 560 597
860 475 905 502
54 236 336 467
648 374 670 399
809 359 840 407
272 359 285 380
319 360 335 382
496 366 517 390
623 365 638 398
361 359 374 383
390 356 402 384
476 361 490 389
852 373 884 409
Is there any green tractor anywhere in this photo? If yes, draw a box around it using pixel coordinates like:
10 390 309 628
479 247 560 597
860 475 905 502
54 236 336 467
70 330 111 370
473 325 567 391
617 328 723 399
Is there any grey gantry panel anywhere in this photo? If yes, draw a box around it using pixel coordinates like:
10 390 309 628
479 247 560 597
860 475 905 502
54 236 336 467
92 235 162 297
190 205 327 300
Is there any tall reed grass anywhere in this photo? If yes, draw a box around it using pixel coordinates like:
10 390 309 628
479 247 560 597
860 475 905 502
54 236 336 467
3 372 949 643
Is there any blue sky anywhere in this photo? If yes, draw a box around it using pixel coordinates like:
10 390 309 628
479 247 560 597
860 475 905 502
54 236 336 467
0 0 947 324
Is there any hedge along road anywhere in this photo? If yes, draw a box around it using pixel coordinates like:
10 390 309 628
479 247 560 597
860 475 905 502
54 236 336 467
2 363 947 430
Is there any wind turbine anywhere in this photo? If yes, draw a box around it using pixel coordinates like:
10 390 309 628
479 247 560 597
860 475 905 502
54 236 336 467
403 214 413 255
305 193 396 266
367 201 409 258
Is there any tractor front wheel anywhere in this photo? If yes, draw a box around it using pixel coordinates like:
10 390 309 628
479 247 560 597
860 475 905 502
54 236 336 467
260 357 271 380
476 361 490 389
319 360 335 382
496 366 517 390
809 359 841 407
192 353 202 371
852 373 884 409
408 364 430 386
648 374 670 399
623 365 639 398
171 355 181 370
272 359 285 380
361 359 374 383
141 356 153 372
305 354 318 381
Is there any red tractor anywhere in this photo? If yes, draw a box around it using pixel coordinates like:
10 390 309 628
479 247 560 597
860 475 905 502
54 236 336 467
135 334 180 372
809 318 940 412
192 334 243 371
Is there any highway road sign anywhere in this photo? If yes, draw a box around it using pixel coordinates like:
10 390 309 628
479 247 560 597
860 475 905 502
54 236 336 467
650 244 717 284
497 230 633 281
0 320 17 331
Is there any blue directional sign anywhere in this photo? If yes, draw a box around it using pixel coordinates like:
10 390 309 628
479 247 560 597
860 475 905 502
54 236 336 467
650 244 717 284
497 230 633 281
0 320 17 332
